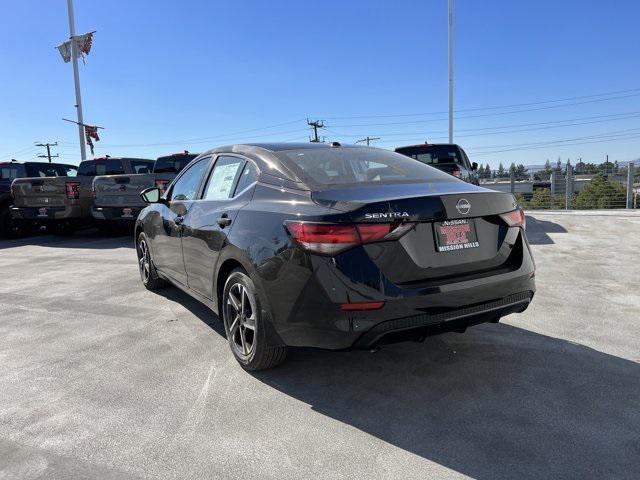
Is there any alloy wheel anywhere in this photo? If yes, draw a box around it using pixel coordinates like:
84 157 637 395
225 282 257 358
138 238 151 284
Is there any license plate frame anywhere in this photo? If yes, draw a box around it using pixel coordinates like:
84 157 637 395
121 208 133 218
37 207 48 217
434 219 480 252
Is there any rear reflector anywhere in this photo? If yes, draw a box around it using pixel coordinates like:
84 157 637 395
341 301 385 311
65 181 80 200
500 208 526 229
285 221 415 255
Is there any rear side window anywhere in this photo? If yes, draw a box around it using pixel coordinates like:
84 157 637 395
169 158 210 201
275 147 453 188
153 155 197 174
203 156 244 200
234 162 258 195
1 166 21 180
130 160 153 174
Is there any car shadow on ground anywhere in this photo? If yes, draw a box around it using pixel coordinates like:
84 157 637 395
524 215 568 245
0 228 134 250
250 325 639 479
157 285 639 478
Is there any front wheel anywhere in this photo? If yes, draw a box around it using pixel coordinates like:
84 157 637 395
0 207 25 239
222 269 287 370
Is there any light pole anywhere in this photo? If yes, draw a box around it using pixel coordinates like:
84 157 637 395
448 0 454 144
66 0 87 161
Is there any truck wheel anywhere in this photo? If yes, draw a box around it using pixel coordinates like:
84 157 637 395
51 222 76 236
137 233 166 290
222 268 288 371
0 207 25 239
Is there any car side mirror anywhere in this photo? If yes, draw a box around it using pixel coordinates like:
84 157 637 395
140 187 164 204
471 162 478 170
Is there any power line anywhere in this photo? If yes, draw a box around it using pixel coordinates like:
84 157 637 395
35 142 59 163
329 93 640 128
355 136 380 146
307 119 325 143
318 87 640 120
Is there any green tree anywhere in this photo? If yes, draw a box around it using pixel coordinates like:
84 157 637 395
573 174 627 209
528 188 565 209
497 162 505 178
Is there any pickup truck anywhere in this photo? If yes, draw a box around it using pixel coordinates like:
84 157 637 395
395 143 480 185
91 152 197 225
11 157 153 234
1 160 78 237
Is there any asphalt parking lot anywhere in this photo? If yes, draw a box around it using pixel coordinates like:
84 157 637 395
1 212 639 480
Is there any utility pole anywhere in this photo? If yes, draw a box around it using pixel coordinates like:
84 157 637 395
35 142 59 163
448 0 454 144
307 119 325 143
66 0 87 161
355 136 380 146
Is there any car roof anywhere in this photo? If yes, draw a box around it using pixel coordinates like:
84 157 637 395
395 143 462 150
0 161 76 168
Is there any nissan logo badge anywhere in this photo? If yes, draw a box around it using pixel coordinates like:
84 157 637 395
456 198 471 215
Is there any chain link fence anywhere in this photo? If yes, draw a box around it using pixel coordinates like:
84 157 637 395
479 163 638 210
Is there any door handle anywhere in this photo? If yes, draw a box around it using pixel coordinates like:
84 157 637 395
217 215 232 228
174 215 184 225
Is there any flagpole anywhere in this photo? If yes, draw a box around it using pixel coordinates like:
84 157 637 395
66 0 87 161
448 0 454 144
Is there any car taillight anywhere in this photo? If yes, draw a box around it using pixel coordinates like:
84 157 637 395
341 301 385 311
452 166 461 178
66 182 80 200
500 208 526 229
284 221 415 255
155 179 170 192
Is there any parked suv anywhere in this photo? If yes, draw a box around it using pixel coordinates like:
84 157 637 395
1 160 77 237
395 143 479 185
91 152 198 226
11 157 152 234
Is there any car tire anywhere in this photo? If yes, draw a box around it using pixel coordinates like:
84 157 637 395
0 206 25 239
137 232 166 291
222 268 287 371
51 221 76 236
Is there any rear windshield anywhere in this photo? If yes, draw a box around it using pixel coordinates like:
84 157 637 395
78 160 123 176
395 145 466 166
25 163 78 178
130 160 153 174
153 155 197 174
274 146 454 188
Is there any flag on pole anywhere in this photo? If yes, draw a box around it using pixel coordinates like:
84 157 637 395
55 32 95 63
84 125 100 155
56 41 72 63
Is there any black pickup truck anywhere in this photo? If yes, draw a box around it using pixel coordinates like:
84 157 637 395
395 143 479 185
1 160 78 237
11 157 152 235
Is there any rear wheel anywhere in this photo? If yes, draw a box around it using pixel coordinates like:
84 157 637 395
222 269 287 370
137 233 165 290
0 206 25 239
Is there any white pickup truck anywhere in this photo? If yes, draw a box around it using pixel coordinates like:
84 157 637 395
91 152 198 226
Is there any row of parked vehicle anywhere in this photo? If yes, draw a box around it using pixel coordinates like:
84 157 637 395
0 143 480 238
0 151 197 237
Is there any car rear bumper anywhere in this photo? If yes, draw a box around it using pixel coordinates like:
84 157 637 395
261 230 536 350
92 206 142 221
10 205 83 221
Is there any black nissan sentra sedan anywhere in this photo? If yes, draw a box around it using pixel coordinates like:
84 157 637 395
135 143 535 370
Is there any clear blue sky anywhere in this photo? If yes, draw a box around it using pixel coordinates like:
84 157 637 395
1 0 639 168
